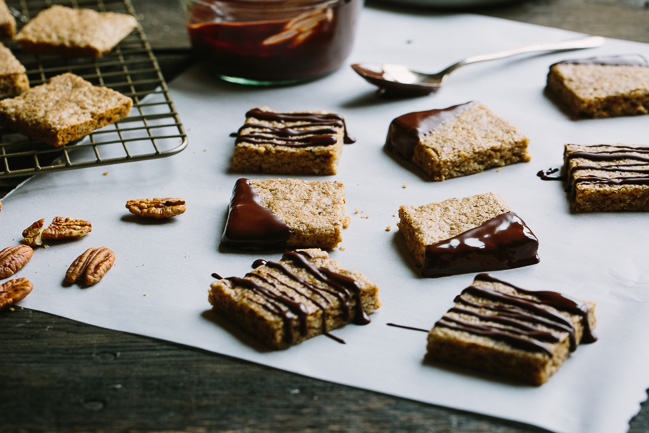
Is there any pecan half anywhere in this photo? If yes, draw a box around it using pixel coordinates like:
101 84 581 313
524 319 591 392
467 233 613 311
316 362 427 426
126 198 186 219
65 247 115 286
0 278 33 310
22 218 45 247
42 217 92 240
0 245 34 279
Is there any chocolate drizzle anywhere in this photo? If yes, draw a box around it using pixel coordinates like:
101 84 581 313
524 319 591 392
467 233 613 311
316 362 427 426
237 108 355 146
435 273 596 356
225 250 371 346
221 178 291 251
422 211 540 278
385 102 474 160
564 145 649 195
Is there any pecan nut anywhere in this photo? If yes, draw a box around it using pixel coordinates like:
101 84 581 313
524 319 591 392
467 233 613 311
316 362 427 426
126 198 186 219
0 277 33 310
42 217 92 240
0 245 34 279
22 218 45 247
65 247 115 286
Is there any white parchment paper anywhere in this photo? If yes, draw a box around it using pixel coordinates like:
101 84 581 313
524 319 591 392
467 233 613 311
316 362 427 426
3 7 649 433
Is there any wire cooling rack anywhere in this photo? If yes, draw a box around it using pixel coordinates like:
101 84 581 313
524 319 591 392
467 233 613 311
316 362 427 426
0 0 187 179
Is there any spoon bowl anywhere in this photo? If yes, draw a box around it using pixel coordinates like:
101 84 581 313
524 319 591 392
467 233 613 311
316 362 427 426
352 36 605 97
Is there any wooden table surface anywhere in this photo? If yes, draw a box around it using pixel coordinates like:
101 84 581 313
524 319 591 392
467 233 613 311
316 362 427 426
2 1 648 432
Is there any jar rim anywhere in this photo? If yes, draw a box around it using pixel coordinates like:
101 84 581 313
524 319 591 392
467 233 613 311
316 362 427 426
185 0 346 7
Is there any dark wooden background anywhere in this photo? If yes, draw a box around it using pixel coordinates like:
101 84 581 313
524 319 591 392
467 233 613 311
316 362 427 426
2 0 649 432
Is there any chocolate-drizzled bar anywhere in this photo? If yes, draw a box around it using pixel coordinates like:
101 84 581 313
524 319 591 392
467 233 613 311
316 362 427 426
398 193 539 277
547 54 649 118
426 274 597 385
231 106 354 175
384 101 530 181
564 144 649 212
209 249 381 349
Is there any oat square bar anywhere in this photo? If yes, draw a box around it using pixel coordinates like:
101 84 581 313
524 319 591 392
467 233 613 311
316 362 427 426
0 43 29 98
0 0 16 40
426 273 597 385
222 178 349 251
0 73 132 147
385 101 530 181
232 107 352 175
398 192 539 277
564 143 649 212
209 249 381 349
547 55 649 118
16 5 138 58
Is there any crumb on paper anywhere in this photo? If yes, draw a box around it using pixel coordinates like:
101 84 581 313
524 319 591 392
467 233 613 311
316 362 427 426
402 182 408 189
103 172 109 176
354 208 360 214
339 245 346 251
386 226 392 232
497 167 502 172
393 213 397 217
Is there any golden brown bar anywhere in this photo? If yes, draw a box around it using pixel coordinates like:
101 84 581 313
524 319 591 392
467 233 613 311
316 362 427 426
564 143 649 212
547 55 649 118
385 101 530 181
426 274 597 385
209 249 381 349
16 5 137 58
232 107 351 175
0 73 132 147
221 178 349 251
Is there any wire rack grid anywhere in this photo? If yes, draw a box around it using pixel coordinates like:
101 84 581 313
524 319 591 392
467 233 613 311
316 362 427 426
0 0 188 179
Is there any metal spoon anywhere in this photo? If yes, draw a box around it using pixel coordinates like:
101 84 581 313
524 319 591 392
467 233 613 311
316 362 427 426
351 36 605 96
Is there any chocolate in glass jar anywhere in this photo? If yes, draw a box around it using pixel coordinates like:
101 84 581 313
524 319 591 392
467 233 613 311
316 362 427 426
182 0 362 85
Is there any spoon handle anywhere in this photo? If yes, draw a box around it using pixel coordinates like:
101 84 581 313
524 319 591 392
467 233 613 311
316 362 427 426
440 36 605 76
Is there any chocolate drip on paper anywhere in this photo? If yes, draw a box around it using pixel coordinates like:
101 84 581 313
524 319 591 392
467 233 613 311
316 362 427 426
385 102 474 160
564 145 649 194
422 211 540 278
221 178 291 251
536 167 564 181
225 250 371 346
386 323 429 333
553 54 648 67
241 108 355 145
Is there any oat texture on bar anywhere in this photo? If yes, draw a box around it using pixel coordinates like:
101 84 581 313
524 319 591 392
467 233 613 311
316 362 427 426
547 55 649 118
398 192 539 277
0 0 16 40
0 43 29 98
426 273 597 385
221 178 349 251
563 143 649 212
209 249 381 349
385 101 530 181
16 5 138 58
0 73 132 147
232 107 352 175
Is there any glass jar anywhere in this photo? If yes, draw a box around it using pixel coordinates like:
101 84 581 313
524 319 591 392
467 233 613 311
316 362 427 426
181 0 363 85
